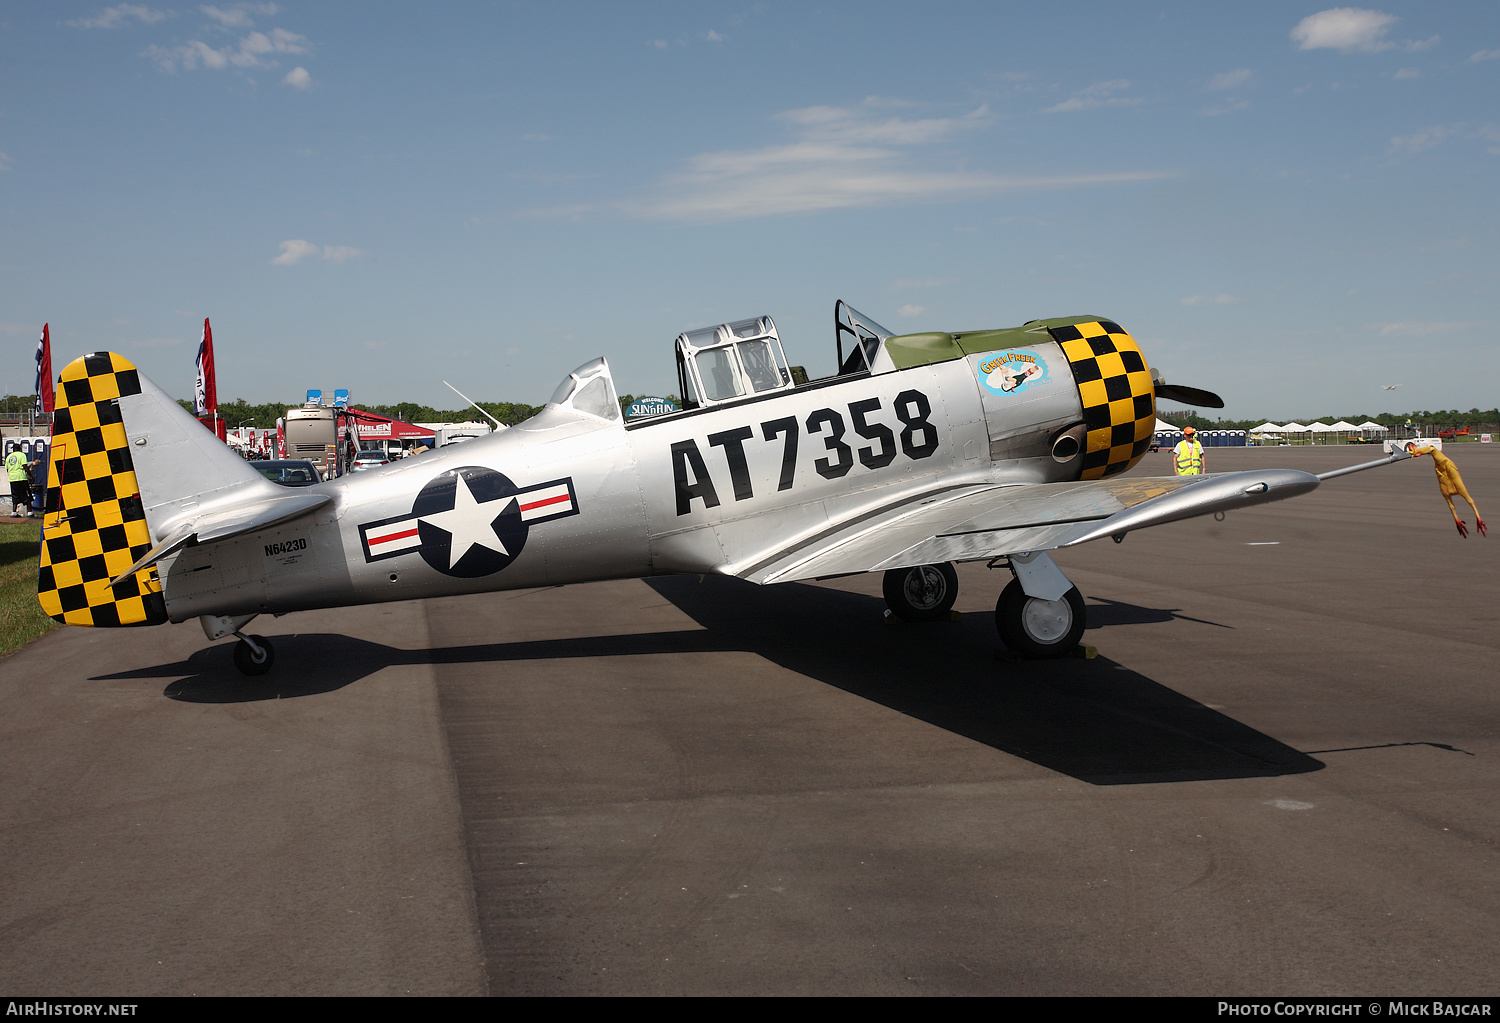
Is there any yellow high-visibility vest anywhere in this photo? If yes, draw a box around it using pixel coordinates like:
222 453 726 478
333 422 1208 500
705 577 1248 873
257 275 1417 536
1174 439 1204 474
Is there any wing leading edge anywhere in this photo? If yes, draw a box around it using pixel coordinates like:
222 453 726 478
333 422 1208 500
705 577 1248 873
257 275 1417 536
740 468 1325 585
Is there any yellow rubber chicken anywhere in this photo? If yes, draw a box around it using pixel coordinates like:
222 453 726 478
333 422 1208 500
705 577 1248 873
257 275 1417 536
1413 446 1486 538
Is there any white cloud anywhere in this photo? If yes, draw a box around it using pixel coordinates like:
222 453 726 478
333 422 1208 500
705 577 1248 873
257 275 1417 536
1180 295 1242 306
143 18 310 72
200 3 279 29
1207 68 1254 91
283 66 311 89
896 304 925 318
1393 67 1420 79
704 30 725 42
1374 320 1467 336
320 245 363 263
0 151 12 171
1291 8 1398 52
621 102 1169 222
272 240 364 265
1389 124 1451 155
272 239 320 265
1470 49 1500 62
67 5 169 29
1200 99 1251 117
1043 80 1142 114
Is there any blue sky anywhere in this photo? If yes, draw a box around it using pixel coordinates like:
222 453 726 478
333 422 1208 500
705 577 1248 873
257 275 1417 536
2 2 1497 419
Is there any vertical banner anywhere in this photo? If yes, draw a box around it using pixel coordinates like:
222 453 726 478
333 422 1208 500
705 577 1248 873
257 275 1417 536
193 317 225 439
34 323 54 423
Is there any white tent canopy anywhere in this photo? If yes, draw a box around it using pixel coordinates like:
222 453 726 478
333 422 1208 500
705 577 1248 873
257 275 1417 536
1250 423 1283 433
1359 421 1388 431
1330 421 1359 430
1155 418 1182 432
1281 422 1309 432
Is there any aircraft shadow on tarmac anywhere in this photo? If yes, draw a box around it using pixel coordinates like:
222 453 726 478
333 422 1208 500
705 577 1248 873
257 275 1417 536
93 576 1321 786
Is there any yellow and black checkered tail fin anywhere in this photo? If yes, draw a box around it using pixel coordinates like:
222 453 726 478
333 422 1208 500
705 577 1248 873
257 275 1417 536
1049 320 1156 480
37 353 168 627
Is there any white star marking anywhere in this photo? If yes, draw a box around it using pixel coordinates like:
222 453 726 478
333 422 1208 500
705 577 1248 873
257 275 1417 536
418 474 515 571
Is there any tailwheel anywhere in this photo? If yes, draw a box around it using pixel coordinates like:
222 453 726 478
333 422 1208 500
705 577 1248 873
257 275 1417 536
232 635 275 676
883 563 959 622
995 579 1085 658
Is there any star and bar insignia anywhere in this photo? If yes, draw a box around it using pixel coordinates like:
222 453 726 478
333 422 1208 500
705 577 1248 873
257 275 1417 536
359 467 578 579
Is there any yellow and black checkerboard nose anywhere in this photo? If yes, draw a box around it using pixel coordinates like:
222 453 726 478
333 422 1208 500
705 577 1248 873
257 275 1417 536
36 352 167 627
1049 320 1156 480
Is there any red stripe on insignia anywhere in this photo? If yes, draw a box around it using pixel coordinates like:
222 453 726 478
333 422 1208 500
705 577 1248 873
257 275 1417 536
370 526 419 546
519 493 570 512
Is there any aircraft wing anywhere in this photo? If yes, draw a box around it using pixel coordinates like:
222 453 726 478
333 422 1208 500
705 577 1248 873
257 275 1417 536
739 468 1325 585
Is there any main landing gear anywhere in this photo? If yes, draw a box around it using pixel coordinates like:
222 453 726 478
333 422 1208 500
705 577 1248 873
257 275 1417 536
880 552 1086 659
994 579 1085 658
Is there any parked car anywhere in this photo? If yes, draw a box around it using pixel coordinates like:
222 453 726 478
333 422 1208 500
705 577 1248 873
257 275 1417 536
249 460 324 487
351 449 392 472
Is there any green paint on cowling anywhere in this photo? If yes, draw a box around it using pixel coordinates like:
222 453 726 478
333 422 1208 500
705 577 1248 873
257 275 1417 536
882 332 964 369
880 315 1114 369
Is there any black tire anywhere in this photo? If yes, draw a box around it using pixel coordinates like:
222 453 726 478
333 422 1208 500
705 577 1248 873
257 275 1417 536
233 635 275 676
995 580 1085 658
882 563 959 622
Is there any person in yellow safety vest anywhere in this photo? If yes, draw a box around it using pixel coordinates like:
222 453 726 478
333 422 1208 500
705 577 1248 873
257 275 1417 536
6 448 38 518
1173 426 1205 476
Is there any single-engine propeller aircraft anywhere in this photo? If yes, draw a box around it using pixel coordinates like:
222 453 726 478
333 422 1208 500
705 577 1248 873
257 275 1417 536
37 302 1412 674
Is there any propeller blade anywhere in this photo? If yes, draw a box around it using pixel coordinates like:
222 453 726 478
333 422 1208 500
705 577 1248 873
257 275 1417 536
1155 383 1224 408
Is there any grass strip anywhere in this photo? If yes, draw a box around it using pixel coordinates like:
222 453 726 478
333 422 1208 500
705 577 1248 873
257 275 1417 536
0 521 55 659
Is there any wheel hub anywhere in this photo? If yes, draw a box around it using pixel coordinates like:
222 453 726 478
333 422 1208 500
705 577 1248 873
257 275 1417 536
904 567 947 610
1021 595 1073 643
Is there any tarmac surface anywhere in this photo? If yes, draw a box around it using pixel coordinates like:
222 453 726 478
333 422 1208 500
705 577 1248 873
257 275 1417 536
1 444 1496 995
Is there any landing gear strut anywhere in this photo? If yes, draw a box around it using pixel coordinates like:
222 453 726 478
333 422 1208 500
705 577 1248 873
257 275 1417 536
882 563 959 621
232 634 275 676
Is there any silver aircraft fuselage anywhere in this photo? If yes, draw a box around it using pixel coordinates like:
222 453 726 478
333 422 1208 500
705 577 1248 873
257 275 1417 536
158 341 1084 622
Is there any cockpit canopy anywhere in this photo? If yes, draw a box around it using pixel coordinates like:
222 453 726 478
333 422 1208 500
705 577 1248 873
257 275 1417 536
547 357 621 421
675 316 795 410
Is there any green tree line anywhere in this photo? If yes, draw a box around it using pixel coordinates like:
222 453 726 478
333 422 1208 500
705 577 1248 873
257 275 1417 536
4 392 1494 433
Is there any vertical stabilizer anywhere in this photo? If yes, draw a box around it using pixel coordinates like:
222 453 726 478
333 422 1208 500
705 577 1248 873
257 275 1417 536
116 371 268 531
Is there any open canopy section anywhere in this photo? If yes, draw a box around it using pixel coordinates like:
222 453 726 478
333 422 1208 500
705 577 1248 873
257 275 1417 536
675 316 796 409
547 357 621 422
835 300 901 375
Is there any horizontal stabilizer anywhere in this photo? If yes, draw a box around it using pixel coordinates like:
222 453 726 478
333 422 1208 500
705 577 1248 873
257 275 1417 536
107 490 332 587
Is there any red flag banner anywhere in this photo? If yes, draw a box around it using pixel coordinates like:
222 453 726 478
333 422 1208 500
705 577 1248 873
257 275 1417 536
34 323 53 420
194 317 217 419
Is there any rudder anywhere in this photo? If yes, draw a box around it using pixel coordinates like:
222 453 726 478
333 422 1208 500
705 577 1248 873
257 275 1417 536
37 353 167 627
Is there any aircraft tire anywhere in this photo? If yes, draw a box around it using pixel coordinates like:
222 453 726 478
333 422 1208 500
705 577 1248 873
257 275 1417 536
995 580 1085 659
233 635 275 676
883 563 959 622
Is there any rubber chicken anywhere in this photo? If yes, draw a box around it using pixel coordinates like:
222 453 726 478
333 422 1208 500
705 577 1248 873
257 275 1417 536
1413 446 1486 538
